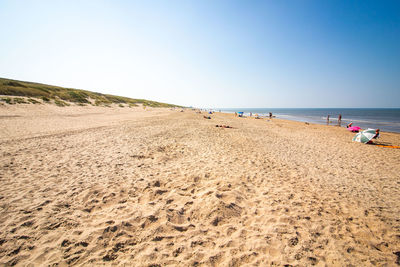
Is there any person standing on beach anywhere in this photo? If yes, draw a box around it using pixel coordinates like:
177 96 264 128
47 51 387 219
327 115 330 125
338 114 342 126
269 112 272 119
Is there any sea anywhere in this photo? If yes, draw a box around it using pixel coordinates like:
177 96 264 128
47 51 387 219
217 108 400 133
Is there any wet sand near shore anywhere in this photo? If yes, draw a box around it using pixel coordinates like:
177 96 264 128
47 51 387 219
0 104 399 266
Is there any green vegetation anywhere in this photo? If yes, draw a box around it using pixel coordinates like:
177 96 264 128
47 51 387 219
0 97 29 104
54 99 70 107
13 97 27 104
1 97 13 104
0 77 182 107
28 98 41 104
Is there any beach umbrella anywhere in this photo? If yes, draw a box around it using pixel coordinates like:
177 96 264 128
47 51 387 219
352 129 377 143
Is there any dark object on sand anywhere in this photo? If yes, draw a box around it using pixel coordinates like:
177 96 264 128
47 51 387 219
394 251 400 265
203 116 211 119
216 125 232 128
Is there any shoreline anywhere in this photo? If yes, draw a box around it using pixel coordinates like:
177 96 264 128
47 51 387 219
214 108 400 133
213 109 400 136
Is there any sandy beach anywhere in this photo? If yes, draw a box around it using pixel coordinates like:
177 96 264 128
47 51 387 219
0 104 399 266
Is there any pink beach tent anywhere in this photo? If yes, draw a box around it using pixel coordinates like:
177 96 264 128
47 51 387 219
347 126 361 132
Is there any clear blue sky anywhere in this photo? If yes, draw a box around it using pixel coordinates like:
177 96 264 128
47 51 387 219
0 0 399 108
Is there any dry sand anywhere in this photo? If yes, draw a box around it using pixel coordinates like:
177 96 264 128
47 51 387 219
0 104 399 266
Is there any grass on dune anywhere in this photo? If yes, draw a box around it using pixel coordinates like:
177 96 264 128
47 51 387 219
0 97 28 104
0 77 182 108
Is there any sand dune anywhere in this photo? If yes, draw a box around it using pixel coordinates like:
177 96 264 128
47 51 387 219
0 104 399 266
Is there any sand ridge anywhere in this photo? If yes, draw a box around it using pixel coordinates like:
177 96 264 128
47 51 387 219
0 104 399 266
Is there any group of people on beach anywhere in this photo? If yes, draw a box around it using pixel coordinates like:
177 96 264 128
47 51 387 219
234 112 273 119
327 114 342 126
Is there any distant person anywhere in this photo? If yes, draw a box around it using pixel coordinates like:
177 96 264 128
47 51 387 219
346 122 361 132
367 129 380 144
373 129 380 139
327 115 330 125
338 114 342 126
250 112 252 117
235 112 237 117
269 112 272 119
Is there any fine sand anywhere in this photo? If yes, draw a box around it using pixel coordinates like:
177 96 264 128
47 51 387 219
0 104 399 266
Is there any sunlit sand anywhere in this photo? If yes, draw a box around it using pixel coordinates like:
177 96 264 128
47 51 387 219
1 104 399 265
